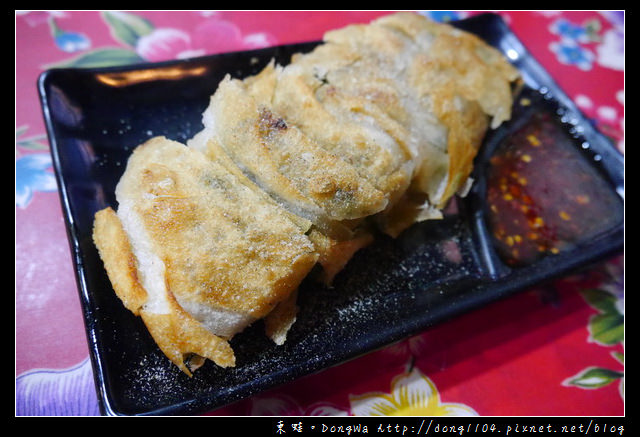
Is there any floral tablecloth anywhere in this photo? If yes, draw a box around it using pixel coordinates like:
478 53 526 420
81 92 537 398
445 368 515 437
15 11 624 417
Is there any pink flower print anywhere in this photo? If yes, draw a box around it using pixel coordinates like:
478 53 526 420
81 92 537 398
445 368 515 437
17 10 67 27
135 18 278 63
136 28 194 62
191 18 277 53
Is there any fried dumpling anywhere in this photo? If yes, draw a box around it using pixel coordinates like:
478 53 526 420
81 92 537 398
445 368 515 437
316 18 457 209
374 12 519 128
93 12 520 376
93 136 319 374
317 13 518 232
373 12 519 204
244 60 413 209
190 76 388 238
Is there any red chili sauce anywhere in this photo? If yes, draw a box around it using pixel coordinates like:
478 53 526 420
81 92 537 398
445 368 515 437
486 110 622 266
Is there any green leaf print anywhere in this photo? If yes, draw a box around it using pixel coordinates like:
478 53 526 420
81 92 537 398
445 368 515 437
101 11 155 48
611 351 624 364
564 279 624 399
16 126 48 152
564 367 623 389
580 287 624 346
580 288 618 314
589 312 624 346
46 47 144 68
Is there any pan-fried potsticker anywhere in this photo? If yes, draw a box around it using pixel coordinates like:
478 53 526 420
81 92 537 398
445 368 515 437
93 137 318 375
93 12 519 374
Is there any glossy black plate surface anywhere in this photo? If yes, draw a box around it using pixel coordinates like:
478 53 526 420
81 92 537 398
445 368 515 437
38 14 624 416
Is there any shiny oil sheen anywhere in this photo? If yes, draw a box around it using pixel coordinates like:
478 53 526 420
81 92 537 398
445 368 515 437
486 110 623 266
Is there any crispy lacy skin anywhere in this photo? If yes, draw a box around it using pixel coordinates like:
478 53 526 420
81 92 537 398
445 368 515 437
93 207 235 376
374 12 519 206
264 289 299 345
116 137 318 320
93 207 148 316
204 77 388 223
323 12 519 211
375 11 520 128
94 137 320 374
139 305 236 376
307 228 374 284
245 60 412 207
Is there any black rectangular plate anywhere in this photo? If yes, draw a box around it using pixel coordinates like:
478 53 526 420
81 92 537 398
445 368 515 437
38 13 624 416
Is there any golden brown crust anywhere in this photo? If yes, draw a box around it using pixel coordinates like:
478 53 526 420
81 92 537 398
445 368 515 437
92 207 148 315
264 289 299 345
379 12 519 130
92 205 236 375
307 228 374 285
245 55 413 207
205 136 313 233
320 12 518 214
118 137 319 320
205 77 389 223
140 297 236 376
93 12 518 375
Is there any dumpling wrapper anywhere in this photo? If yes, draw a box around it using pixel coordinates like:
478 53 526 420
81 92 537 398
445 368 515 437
320 12 518 231
93 136 319 375
244 60 413 208
190 76 389 238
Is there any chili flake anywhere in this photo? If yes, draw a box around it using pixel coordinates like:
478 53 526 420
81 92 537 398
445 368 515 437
485 110 623 266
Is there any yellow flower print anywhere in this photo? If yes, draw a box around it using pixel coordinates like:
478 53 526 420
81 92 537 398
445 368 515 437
349 368 477 416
